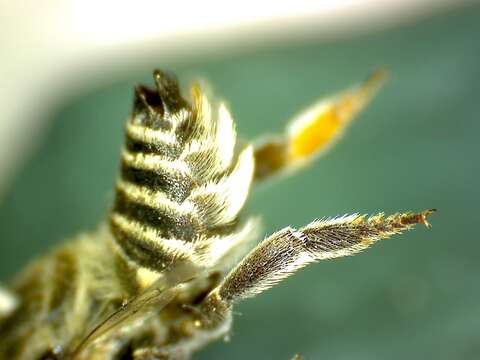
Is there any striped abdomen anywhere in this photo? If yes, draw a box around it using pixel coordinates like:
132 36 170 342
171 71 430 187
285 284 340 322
110 71 255 275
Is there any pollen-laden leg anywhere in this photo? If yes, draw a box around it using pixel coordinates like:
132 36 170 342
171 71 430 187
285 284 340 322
197 210 435 327
254 69 387 181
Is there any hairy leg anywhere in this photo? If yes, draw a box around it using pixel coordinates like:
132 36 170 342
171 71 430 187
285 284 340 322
198 210 434 327
253 69 387 181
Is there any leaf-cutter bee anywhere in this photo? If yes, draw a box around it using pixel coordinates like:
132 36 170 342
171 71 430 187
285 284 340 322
0 69 434 359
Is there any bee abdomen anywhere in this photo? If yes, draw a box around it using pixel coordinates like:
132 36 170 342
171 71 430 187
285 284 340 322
113 186 199 241
109 71 254 273
119 160 193 203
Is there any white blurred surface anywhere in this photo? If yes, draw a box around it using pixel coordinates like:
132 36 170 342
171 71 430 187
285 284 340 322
0 0 467 199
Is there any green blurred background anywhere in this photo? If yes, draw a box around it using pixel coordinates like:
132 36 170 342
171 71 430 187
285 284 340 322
1 4 479 359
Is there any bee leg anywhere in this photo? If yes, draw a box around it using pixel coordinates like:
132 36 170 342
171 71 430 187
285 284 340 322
253 69 387 181
198 210 435 328
133 347 188 360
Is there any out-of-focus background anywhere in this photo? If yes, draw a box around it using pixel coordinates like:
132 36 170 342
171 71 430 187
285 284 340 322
1 1 479 359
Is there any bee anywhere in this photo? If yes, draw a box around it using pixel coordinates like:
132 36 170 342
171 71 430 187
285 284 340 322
0 69 434 360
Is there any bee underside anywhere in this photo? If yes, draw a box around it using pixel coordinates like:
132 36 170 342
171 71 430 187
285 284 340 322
0 69 434 360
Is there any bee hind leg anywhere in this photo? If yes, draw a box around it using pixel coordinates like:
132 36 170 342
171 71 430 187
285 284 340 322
253 69 387 181
196 210 434 328
132 347 188 360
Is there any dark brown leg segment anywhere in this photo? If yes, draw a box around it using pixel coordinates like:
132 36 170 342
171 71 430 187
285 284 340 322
199 210 435 325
